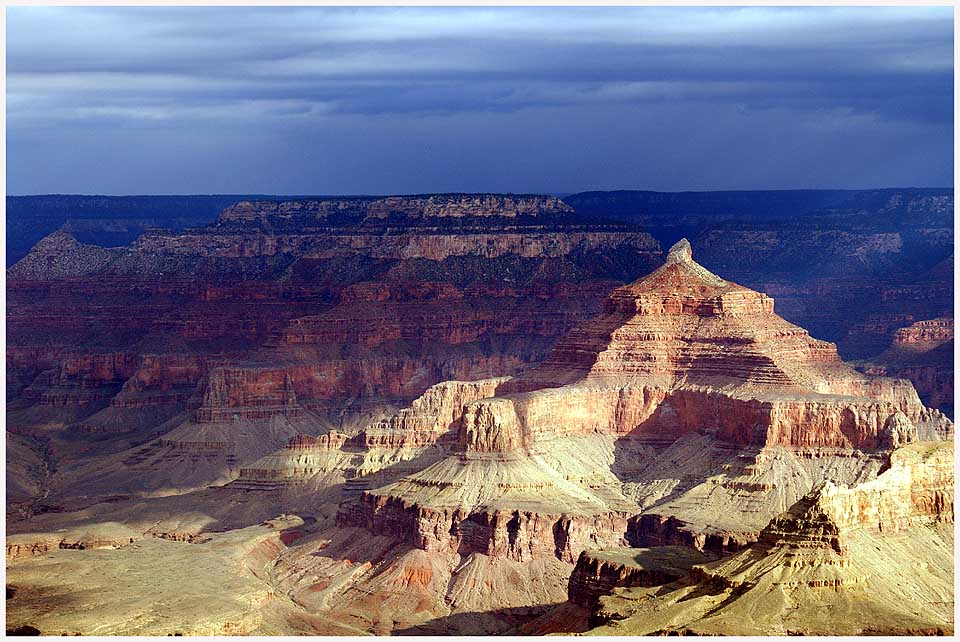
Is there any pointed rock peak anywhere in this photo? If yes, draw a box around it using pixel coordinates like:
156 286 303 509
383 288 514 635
758 482 845 553
653 238 727 288
665 238 693 265
604 237 767 315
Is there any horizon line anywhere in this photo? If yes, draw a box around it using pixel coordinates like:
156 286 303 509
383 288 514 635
7 186 954 199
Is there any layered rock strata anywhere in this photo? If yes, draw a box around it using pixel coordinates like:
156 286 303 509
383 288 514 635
858 316 954 417
216 194 574 226
343 240 951 562
567 546 709 609
231 378 509 494
7 195 661 504
6 204 659 397
565 188 954 368
194 368 304 422
583 441 954 636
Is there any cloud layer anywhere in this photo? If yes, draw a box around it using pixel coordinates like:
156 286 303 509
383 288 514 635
7 6 954 194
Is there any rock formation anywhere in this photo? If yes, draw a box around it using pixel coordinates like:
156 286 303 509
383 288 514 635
230 378 509 499
567 188 954 370
341 240 951 562
567 546 709 610
6 230 122 278
5 193 953 636
858 316 954 417
7 195 661 505
217 194 574 225
580 441 954 636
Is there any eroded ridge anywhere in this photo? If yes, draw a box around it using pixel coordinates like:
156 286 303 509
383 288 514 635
581 441 954 636
342 240 952 562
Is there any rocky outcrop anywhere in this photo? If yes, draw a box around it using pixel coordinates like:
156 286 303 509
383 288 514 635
344 240 951 563
878 411 918 449
341 498 631 564
7 231 122 278
6 523 143 561
858 317 954 416
567 546 709 609
217 194 574 226
891 317 954 349
454 384 944 455
749 441 953 563
193 367 304 422
232 378 508 494
583 441 954 636
626 514 752 555
367 378 509 440
18 352 139 408
779 440 953 537
111 354 207 409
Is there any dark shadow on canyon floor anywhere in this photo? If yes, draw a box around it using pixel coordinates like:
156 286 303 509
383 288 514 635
390 601 582 636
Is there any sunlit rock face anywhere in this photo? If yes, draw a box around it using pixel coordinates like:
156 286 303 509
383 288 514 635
581 441 954 636
566 188 955 418
5 196 953 636
858 316 954 418
6 195 662 506
345 240 951 562
229 377 510 495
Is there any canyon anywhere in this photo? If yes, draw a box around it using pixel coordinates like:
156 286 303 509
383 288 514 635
579 440 954 636
5 191 954 635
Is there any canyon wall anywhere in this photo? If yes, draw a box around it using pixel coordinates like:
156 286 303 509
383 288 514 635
337 241 951 565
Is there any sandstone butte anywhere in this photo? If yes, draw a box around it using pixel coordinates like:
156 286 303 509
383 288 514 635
5 236 954 636
337 239 952 560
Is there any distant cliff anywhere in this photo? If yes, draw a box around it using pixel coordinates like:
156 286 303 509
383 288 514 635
216 194 574 227
6 194 262 265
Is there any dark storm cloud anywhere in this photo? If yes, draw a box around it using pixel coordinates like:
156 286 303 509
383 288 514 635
6 6 953 194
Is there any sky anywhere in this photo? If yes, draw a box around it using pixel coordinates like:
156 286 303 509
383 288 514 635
6 6 954 195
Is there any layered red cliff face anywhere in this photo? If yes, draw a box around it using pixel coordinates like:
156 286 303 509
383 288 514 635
111 354 208 409
6 195 662 504
18 352 139 409
342 240 951 562
566 190 954 380
193 368 303 422
857 316 954 418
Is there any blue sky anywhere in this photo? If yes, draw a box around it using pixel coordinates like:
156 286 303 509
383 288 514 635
7 6 954 194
